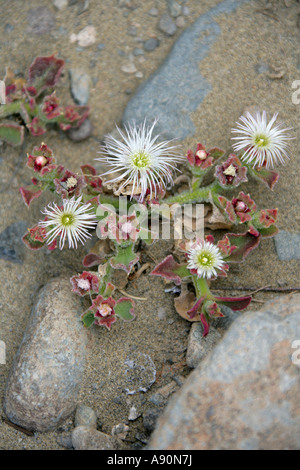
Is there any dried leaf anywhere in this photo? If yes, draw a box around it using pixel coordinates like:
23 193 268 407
174 284 201 322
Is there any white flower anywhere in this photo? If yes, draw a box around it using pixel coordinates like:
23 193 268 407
231 111 292 168
39 196 97 250
187 240 225 279
96 120 183 201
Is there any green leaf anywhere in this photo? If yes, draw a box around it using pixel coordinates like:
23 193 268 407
257 224 278 238
0 121 24 146
81 310 95 328
110 243 139 274
114 298 135 321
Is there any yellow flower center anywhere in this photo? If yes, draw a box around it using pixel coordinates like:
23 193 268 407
131 151 151 169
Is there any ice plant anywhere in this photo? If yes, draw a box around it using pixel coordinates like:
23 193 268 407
231 111 292 168
20 107 288 335
39 196 97 249
97 120 184 202
151 235 252 336
186 239 226 280
0 55 89 146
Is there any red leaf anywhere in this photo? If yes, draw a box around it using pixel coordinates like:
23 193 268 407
27 55 64 96
19 186 42 207
215 295 252 311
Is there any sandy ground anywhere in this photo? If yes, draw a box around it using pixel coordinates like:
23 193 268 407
0 0 299 449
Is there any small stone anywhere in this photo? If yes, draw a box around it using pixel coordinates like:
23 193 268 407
143 38 160 52
27 6 55 35
186 323 221 368
71 25 96 47
182 6 190 16
97 43 105 51
135 431 148 444
69 68 91 105
143 407 162 432
135 71 143 78
4 278 87 432
121 62 137 74
72 426 124 450
112 423 129 440
75 405 97 429
175 16 185 28
149 381 178 406
148 7 159 17
128 405 140 421
274 230 300 260
157 307 167 320
67 118 93 142
158 14 177 36
127 25 137 36
167 0 182 18
123 352 156 395
133 48 144 56
53 0 68 10
57 434 73 449
76 0 89 15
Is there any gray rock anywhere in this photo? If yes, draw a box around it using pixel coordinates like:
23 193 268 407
186 323 221 368
57 433 74 449
112 423 129 439
158 14 177 36
133 48 144 56
27 7 55 35
69 68 91 105
67 118 93 142
149 382 178 406
128 405 140 421
75 405 97 429
167 0 182 18
4 278 87 432
274 230 300 260
0 221 27 263
182 6 190 16
143 407 163 432
72 426 124 450
148 7 159 17
143 38 160 52
148 294 300 450
76 0 89 15
123 0 251 140
175 16 185 28
53 0 68 10
123 352 156 395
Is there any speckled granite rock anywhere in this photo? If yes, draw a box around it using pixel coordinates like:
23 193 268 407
4 278 87 432
148 294 300 450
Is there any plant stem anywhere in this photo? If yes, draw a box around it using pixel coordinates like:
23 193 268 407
193 275 213 300
99 262 112 296
164 182 217 205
